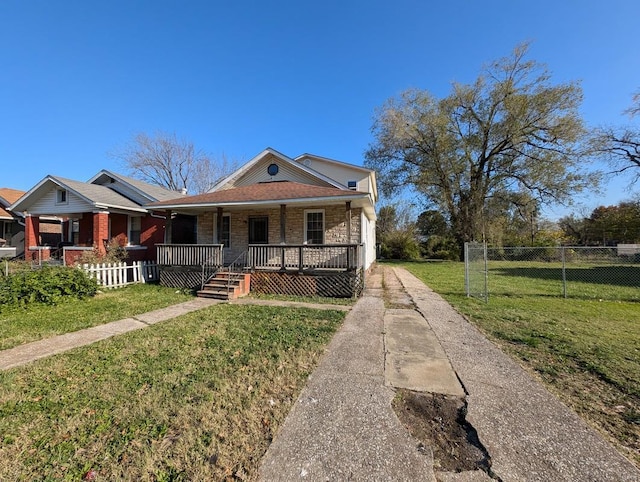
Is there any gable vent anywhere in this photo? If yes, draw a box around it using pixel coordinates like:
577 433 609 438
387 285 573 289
347 181 357 190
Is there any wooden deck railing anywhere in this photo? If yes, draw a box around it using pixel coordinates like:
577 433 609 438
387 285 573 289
248 244 362 271
156 244 224 267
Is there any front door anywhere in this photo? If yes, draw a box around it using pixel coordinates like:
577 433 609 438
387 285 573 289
248 216 268 244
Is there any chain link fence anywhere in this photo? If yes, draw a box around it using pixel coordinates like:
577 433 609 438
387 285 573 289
465 243 640 302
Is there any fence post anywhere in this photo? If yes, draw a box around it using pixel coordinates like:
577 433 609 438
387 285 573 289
483 242 488 303
464 243 469 297
561 246 567 299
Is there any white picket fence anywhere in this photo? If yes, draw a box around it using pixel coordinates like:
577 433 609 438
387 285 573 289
80 261 160 288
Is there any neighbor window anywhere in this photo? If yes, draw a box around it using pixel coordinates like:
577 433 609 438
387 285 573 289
129 216 141 245
56 189 67 204
71 220 79 244
305 210 324 244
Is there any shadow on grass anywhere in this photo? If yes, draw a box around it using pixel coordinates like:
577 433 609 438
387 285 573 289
492 266 640 289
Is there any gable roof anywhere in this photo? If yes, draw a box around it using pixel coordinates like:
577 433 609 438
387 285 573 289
148 181 369 209
209 147 346 192
88 170 186 202
294 153 375 174
0 188 25 219
10 170 185 215
10 175 147 214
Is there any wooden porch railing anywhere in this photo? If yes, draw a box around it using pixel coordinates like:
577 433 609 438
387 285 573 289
156 244 224 267
248 244 362 271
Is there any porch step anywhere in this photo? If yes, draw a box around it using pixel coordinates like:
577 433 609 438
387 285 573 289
197 272 251 301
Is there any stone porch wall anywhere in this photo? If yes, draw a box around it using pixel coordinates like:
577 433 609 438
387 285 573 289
197 205 362 263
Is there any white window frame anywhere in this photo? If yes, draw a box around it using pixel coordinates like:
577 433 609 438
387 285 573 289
56 189 68 205
304 209 325 244
128 216 142 246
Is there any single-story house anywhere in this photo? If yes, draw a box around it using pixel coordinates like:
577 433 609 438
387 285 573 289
9 171 186 265
147 148 377 298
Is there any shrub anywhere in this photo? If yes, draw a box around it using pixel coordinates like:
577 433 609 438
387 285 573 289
77 238 129 265
380 231 421 260
420 235 460 261
0 266 98 310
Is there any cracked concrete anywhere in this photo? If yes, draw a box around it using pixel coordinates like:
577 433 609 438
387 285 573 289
393 266 640 482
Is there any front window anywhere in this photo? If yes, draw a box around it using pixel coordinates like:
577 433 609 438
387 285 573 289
305 210 324 244
221 214 230 247
129 216 141 245
248 216 268 244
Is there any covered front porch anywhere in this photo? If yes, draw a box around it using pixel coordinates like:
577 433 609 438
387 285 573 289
156 242 365 298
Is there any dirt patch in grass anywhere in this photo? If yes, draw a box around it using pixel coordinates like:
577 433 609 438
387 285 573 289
392 389 490 473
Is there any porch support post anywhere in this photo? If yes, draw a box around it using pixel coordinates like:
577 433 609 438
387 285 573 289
165 210 172 244
92 211 109 255
216 207 223 245
345 201 352 244
24 213 39 249
24 213 40 262
280 204 286 243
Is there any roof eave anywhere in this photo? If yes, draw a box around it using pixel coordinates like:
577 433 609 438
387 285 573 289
148 193 369 210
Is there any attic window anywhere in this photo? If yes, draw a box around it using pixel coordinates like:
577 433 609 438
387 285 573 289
267 163 279 176
56 189 67 204
347 181 357 190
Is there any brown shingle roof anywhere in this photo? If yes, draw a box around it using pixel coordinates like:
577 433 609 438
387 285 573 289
148 181 366 208
0 188 26 219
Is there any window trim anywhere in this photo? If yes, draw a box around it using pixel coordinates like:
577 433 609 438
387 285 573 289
128 216 142 246
213 213 231 249
56 189 68 205
304 209 325 244
248 215 269 244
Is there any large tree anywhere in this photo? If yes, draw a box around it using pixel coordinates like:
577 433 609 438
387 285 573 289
365 44 597 250
590 90 640 185
112 131 237 194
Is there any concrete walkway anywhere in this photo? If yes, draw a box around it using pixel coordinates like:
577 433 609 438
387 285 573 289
259 267 437 481
259 265 640 482
1 267 638 481
0 297 220 371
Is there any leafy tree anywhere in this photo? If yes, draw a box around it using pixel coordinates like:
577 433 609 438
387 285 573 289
376 204 420 260
416 209 450 237
590 90 640 185
111 131 238 194
365 44 597 253
559 199 640 245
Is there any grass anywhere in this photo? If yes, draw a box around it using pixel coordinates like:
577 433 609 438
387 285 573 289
0 284 194 351
246 292 357 306
0 303 345 480
391 260 640 468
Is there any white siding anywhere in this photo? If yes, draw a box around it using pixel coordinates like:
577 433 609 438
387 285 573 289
361 211 376 270
28 188 92 215
230 154 335 189
295 156 371 193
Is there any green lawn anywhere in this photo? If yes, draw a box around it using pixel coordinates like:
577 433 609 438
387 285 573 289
0 284 194 351
0 303 344 480
394 260 640 468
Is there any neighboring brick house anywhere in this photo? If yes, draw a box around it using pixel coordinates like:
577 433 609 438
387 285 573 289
10 171 185 265
148 148 377 297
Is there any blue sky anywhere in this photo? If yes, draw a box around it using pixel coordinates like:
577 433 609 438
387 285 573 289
1 0 638 219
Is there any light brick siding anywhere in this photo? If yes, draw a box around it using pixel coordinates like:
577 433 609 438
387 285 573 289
196 204 362 263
